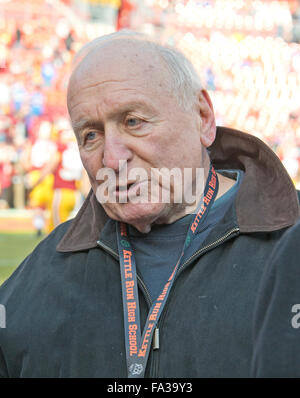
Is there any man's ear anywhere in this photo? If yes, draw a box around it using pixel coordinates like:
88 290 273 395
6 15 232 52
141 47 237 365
198 89 216 148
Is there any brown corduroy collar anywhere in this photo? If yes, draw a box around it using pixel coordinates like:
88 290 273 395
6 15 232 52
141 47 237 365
56 127 300 252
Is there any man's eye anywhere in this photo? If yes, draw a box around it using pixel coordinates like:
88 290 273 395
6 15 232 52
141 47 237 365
125 117 141 128
85 131 97 141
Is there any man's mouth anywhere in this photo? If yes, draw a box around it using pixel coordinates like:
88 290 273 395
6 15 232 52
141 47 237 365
114 180 149 202
115 181 136 193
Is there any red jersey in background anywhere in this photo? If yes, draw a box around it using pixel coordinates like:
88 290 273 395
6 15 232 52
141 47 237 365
53 141 82 190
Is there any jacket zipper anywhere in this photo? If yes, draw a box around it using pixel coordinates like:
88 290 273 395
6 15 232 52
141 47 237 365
97 226 240 377
96 240 153 308
97 227 240 304
176 227 240 278
148 227 240 377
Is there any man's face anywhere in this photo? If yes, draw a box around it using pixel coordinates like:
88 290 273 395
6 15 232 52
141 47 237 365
67 41 214 231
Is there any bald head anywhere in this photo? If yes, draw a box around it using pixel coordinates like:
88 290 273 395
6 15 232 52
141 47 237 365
67 32 203 114
67 38 173 113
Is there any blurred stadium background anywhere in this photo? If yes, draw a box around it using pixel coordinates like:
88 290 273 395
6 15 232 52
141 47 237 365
0 0 300 284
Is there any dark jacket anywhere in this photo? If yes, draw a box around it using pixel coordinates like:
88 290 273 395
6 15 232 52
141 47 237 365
0 127 299 378
251 219 300 377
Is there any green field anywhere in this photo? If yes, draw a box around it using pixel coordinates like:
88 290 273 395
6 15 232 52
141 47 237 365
0 233 44 285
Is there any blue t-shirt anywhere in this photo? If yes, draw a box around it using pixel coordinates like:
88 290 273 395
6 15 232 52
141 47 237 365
128 170 243 302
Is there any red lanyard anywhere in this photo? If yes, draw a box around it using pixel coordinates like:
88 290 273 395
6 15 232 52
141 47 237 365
116 165 219 378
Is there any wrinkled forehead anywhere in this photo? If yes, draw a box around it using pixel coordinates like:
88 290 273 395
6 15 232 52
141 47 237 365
67 39 171 99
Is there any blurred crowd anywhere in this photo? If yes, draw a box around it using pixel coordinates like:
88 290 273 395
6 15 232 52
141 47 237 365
0 0 300 232
0 0 93 233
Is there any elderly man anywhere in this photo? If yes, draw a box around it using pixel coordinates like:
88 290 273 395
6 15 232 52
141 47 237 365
0 32 299 378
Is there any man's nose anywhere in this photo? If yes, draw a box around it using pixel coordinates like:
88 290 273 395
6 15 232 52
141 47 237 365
102 127 133 171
